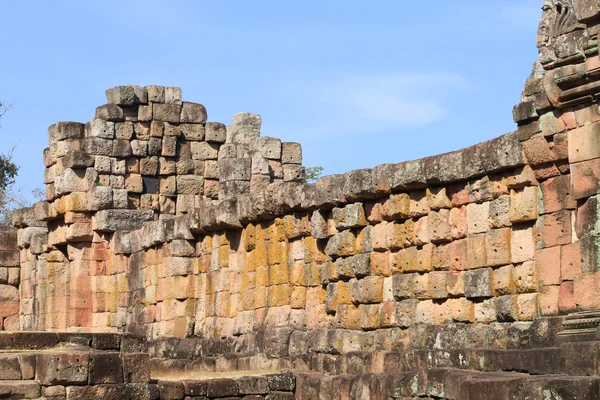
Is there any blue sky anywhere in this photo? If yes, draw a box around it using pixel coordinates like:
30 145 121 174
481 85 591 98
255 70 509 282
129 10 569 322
0 0 541 197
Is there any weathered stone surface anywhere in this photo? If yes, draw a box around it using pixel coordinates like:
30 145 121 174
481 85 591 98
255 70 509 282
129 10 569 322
180 102 207 123
95 209 154 232
37 353 89 385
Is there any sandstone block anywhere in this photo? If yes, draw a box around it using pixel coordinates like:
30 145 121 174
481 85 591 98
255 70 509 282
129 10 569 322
106 85 147 105
535 246 561 286
474 298 496 323
539 284 560 315
37 353 89 385
180 102 207 123
55 168 96 196
489 195 511 228
62 150 95 169
219 158 251 181
282 142 302 164
176 175 204 195
163 86 182 103
540 174 576 214
146 85 165 102
360 304 381 330
85 118 115 139
511 225 535 263
95 209 153 232
429 209 451 243
446 271 465 296
125 174 144 193
191 141 219 160
509 187 539 223
468 177 493 203
48 121 84 144
84 137 113 156
561 242 582 281
570 159 600 199
467 202 490 234
95 104 124 121
112 139 132 157
449 206 468 239
485 228 512 266
516 293 538 320
255 136 281 160
115 121 134 139
153 103 182 123
333 203 368 230
496 294 518 322
492 264 515 295
513 261 538 293
568 122 600 163
205 122 227 143
467 234 487 270
283 164 305 182
522 134 555 165
428 271 448 299
464 268 492 298
558 280 577 313
536 210 572 248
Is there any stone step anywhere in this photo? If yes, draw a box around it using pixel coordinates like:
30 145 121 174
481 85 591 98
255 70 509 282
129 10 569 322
0 354 35 380
294 369 600 400
155 371 295 400
0 331 146 352
150 341 600 379
0 380 41 399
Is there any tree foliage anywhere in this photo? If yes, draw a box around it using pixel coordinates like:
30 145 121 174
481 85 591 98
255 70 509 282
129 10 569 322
305 166 324 182
0 100 26 224
0 100 17 191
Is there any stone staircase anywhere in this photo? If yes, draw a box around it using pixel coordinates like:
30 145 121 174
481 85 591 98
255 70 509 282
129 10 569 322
0 332 150 399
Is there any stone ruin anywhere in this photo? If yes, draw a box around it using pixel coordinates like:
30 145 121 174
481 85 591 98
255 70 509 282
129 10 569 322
4 1 600 399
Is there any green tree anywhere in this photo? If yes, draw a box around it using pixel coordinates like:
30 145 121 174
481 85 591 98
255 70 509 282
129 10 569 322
0 100 23 224
304 166 324 182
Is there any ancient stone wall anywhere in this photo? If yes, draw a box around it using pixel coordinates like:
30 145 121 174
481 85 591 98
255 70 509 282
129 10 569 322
7 1 600 398
0 225 20 330
10 75 586 356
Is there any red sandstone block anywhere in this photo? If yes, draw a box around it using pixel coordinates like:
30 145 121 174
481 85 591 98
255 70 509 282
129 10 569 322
568 122 600 163
561 242 582 281
522 134 555 165
70 308 92 326
535 246 561 286
533 163 561 181
449 206 467 240
536 210 572 248
561 109 577 130
574 272 600 310
365 201 383 224
370 251 390 276
414 216 429 245
449 239 468 271
409 190 430 217
429 209 451 243
570 159 600 199
379 301 397 328
558 281 577 313
539 285 560 316
448 183 470 207
485 228 512 267
540 175 576 213
586 55 600 71
575 106 600 128
0 301 19 316
467 234 487 270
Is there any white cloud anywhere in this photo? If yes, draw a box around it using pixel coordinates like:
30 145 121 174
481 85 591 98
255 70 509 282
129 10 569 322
286 72 469 140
